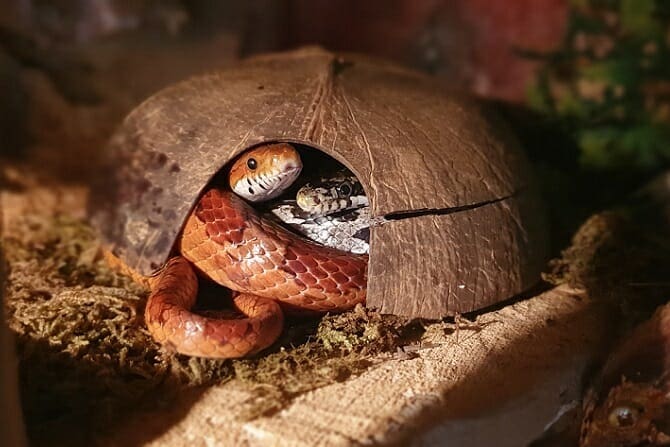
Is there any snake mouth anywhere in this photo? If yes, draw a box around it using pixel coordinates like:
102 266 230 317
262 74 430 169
239 165 302 202
268 165 302 197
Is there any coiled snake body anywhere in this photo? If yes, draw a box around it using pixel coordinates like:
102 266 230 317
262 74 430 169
145 143 368 358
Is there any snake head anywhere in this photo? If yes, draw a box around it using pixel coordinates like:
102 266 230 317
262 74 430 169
229 143 303 202
296 173 368 216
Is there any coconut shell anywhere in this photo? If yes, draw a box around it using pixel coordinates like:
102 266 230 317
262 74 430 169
90 47 547 318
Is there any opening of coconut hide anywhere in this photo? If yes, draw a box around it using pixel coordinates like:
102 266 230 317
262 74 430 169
184 138 540 317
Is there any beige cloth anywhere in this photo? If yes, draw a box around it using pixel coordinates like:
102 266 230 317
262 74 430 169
108 285 609 446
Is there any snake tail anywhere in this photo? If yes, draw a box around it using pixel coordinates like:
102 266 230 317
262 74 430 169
145 257 284 358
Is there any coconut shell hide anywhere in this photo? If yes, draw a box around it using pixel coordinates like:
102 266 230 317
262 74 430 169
90 47 547 319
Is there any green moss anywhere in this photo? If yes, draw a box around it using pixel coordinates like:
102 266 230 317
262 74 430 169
231 305 420 419
529 0 670 172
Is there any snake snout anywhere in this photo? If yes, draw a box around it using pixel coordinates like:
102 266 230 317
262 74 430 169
229 143 303 202
276 155 301 173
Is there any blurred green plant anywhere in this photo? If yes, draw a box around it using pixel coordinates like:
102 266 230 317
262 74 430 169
528 0 670 171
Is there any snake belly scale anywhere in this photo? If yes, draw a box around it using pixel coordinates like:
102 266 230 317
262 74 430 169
144 143 368 358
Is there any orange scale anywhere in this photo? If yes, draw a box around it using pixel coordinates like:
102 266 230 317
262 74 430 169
214 221 229 235
205 206 217 217
330 257 352 267
340 263 363 277
188 245 203 260
272 262 289 278
310 253 329 263
208 193 222 206
258 244 278 260
200 210 214 222
214 251 236 267
252 245 267 257
248 268 271 283
293 278 307 290
310 267 328 279
260 238 277 252
320 260 340 273
195 243 212 258
178 337 196 352
318 278 338 293
228 218 244 231
300 273 318 286
303 290 326 301
287 259 307 274
267 250 285 265
247 279 270 295
230 263 251 281
214 204 230 216
248 319 262 334
299 297 314 306
223 207 238 219
299 256 319 270
284 247 298 261
247 261 265 275
269 288 290 299
282 282 306 296
331 272 350 284
233 339 252 353
263 270 290 293
235 245 251 259
326 296 345 307
199 340 217 356
259 259 280 277
161 311 173 325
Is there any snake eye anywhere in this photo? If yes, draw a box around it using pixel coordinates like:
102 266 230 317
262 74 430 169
247 158 257 170
608 405 640 428
337 182 352 198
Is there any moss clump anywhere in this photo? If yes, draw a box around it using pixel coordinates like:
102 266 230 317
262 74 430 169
233 305 420 419
316 303 407 352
